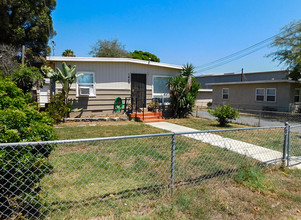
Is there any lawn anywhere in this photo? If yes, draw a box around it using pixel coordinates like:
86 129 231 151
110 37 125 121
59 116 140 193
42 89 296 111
54 120 167 139
38 118 301 219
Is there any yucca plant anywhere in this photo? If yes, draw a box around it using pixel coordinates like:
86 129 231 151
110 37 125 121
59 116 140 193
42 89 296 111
168 63 201 118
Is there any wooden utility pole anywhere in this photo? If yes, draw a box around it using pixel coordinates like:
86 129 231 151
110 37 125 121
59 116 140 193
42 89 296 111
21 45 25 67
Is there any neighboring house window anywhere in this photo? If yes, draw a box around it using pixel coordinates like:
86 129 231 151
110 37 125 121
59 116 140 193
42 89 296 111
294 88 301 102
266 88 276 102
222 88 229 99
77 72 95 97
256 88 265 102
153 76 170 103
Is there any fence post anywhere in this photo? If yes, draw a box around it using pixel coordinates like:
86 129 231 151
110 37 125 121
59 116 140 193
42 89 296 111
282 122 289 166
170 133 175 195
287 123 291 167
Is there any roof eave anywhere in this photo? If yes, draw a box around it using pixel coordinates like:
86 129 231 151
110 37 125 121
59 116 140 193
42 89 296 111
46 56 183 70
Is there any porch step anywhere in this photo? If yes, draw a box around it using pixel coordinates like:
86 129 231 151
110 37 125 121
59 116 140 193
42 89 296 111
129 111 164 123
141 118 165 123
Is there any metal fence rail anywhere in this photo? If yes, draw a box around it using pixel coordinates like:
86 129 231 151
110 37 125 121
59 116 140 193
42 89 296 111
1 124 300 219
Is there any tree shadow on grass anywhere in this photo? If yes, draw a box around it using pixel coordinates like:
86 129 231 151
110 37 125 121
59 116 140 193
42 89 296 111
44 168 239 217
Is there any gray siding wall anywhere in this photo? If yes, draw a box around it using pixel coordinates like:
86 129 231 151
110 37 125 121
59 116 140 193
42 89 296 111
54 62 180 115
212 82 293 112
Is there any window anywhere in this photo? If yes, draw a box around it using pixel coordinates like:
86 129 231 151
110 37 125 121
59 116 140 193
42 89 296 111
153 76 170 103
77 72 95 96
222 88 229 99
295 88 301 102
266 88 276 102
256 88 265 101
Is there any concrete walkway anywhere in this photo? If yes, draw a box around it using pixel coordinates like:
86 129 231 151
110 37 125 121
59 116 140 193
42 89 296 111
147 122 300 168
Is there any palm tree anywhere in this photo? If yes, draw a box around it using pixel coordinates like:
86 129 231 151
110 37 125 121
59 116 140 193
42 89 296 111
62 49 76 57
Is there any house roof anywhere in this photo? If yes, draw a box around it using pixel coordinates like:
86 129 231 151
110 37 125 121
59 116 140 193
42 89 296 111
46 56 183 70
195 70 289 78
208 79 299 86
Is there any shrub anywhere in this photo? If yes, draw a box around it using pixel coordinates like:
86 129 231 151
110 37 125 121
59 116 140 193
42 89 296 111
0 79 56 219
208 104 239 127
11 66 44 93
46 94 72 123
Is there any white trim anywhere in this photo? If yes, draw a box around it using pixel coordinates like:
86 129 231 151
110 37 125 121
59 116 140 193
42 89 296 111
198 89 213 92
255 88 265 102
47 56 183 70
266 88 276 103
76 71 96 97
222 88 229 100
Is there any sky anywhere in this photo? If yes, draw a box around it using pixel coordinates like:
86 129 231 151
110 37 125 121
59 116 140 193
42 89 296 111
50 0 301 76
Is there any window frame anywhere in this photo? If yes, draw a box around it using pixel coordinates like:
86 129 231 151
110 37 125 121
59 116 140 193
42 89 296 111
152 75 171 103
294 88 301 103
266 88 276 103
222 88 229 100
255 88 265 102
76 71 96 97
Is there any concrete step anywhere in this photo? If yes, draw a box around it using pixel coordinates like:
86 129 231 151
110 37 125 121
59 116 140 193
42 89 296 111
141 118 165 123
129 111 162 118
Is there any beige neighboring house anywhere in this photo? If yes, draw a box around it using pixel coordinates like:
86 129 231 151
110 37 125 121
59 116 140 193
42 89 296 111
195 89 213 107
209 80 301 112
46 56 182 116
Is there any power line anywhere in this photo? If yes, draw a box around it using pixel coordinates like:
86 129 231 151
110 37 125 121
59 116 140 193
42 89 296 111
197 43 269 73
195 23 299 73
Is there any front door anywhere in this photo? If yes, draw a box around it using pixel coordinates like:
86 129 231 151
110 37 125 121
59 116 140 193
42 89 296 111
131 74 146 109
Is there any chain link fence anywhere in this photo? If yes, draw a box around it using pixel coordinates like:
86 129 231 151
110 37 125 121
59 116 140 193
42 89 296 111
1 124 299 219
288 124 301 167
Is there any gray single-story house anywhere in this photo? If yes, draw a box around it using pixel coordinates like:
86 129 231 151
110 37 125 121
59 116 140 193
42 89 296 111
209 80 301 112
194 70 290 108
46 56 182 116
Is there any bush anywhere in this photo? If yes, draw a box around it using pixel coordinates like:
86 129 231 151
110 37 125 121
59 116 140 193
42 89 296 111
11 66 44 93
46 94 72 123
208 104 239 127
0 79 56 219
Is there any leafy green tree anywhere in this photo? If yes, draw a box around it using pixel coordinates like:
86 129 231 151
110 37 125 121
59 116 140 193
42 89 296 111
89 39 131 57
208 104 239 127
0 0 56 67
11 66 44 93
62 49 76 57
0 79 56 218
131 50 160 62
269 20 301 80
168 64 201 118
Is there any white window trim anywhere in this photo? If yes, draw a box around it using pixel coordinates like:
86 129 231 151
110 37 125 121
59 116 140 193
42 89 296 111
266 88 276 103
255 88 265 102
222 88 229 100
294 88 301 103
76 71 96 97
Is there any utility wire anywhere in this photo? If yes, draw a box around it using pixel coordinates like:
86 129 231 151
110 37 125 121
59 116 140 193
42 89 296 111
197 43 269 73
195 23 299 73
